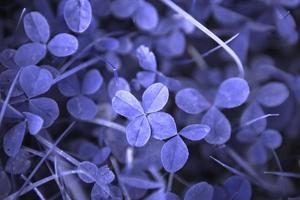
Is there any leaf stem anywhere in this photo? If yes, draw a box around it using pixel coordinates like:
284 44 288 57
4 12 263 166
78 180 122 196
35 135 80 166
159 0 245 78
0 69 22 128
53 57 102 84
5 170 81 200
209 156 245 177
264 171 300 179
166 173 174 192
87 118 126 133
16 122 76 199
110 157 131 200
20 175 46 200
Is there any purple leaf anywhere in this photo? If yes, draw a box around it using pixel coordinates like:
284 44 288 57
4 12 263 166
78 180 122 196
23 11 50 43
274 7 298 44
257 82 289 107
0 49 18 69
23 112 44 135
184 182 214 200
247 141 267 165
64 0 92 33
175 88 210 115
91 0 111 17
157 31 186 57
97 37 120 51
142 83 169 113
78 161 98 183
148 112 177 140
3 122 26 157
108 77 130 99
57 74 81 97
240 102 266 134
111 0 139 18
146 189 165 200
67 96 97 120
91 184 110 200
137 71 156 88
14 43 46 67
19 65 53 98
166 192 180 200
236 128 258 144
112 90 144 120
133 1 159 30
136 45 157 71
161 135 189 172
29 97 59 127
96 165 115 185
120 175 162 189
223 176 252 200
212 5 246 25
201 107 231 145
0 69 24 97
214 78 250 109
48 33 79 57
279 0 300 8
72 140 99 160
5 150 31 174
260 129 282 149
81 69 103 95
0 171 11 198
126 115 151 147
92 147 111 165
179 124 210 141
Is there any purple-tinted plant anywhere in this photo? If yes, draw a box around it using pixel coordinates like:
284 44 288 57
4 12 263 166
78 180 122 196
0 0 300 199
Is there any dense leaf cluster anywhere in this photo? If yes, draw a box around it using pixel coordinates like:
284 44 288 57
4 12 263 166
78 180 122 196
0 0 300 199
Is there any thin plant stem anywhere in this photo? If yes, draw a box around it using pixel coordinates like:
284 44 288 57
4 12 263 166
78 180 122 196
0 69 22 128
110 157 131 200
159 0 245 78
16 122 76 199
20 175 46 200
209 156 245 177
35 135 80 166
166 173 174 192
264 171 300 179
5 170 81 200
87 118 126 133
53 57 102 84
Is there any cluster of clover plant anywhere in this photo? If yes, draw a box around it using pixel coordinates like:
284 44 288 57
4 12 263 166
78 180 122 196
0 0 300 199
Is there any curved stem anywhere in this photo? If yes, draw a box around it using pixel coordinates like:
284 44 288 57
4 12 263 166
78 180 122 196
59 30 128 73
242 113 280 127
159 0 245 78
35 135 80 166
87 118 126 133
17 122 76 199
110 157 131 200
264 171 300 179
5 170 80 200
20 175 46 200
53 57 102 84
0 69 22 128
209 156 245 177
166 173 174 192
